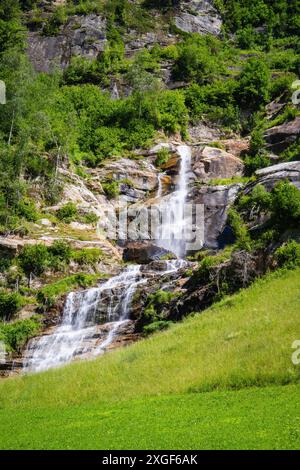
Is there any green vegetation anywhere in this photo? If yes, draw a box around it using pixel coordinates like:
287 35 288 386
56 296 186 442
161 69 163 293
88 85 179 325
141 290 178 332
37 273 100 309
0 0 299 234
0 317 41 353
102 179 120 199
0 291 23 320
275 241 300 269
56 202 79 223
1 268 300 448
1 267 299 404
1 385 300 450
72 248 103 267
155 147 171 168
236 181 300 248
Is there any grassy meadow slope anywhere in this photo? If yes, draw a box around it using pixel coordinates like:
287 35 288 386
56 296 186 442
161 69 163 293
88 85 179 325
0 268 300 449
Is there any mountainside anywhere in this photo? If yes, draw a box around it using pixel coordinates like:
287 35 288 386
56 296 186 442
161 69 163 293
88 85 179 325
1 0 300 452
0 0 300 377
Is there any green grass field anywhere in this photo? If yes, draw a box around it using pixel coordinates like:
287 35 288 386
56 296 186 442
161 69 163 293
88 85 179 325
1 385 300 450
1 268 300 449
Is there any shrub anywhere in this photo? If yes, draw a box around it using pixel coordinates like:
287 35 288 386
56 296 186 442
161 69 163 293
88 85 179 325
238 184 271 212
42 6 67 36
155 147 171 168
271 181 300 225
144 290 176 322
37 273 99 308
275 241 300 269
244 154 270 175
173 35 221 84
102 180 120 199
73 248 103 266
227 208 252 251
48 240 72 270
236 58 271 110
0 317 41 353
56 202 79 223
0 291 23 320
16 198 39 222
18 244 50 281
156 90 188 135
83 212 99 224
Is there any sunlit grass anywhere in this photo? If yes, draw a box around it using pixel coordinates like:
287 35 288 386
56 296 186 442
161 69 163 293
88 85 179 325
1 268 300 409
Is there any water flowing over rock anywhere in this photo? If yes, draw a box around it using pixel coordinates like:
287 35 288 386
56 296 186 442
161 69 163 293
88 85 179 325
156 145 193 258
24 265 144 372
23 258 190 373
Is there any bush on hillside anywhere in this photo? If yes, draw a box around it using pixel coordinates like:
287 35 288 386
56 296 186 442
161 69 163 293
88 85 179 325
0 291 23 321
0 317 41 353
275 241 300 269
18 244 50 281
56 202 79 223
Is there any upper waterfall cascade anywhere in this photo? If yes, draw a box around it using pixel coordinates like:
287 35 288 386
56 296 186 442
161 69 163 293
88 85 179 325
156 145 192 258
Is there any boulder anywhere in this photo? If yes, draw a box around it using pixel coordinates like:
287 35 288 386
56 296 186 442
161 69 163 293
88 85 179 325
192 146 244 180
175 0 222 36
123 241 175 264
249 161 300 192
95 158 158 193
188 123 223 143
190 183 242 248
264 116 300 153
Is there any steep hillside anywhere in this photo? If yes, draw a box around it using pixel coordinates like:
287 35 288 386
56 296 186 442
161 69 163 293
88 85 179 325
1 267 300 448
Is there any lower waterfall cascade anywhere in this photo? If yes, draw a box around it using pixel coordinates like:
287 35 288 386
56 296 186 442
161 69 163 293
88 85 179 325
23 145 192 373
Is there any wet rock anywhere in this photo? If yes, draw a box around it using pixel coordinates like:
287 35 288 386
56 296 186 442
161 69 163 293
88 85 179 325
123 241 175 264
264 116 300 153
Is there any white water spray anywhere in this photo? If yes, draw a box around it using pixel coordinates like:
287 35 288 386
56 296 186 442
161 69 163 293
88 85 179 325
156 145 192 258
24 266 144 373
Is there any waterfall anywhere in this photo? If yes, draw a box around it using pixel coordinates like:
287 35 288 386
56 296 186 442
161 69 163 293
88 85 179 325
156 173 165 199
23 144 192 374
24 266 144 373
156 145 192 258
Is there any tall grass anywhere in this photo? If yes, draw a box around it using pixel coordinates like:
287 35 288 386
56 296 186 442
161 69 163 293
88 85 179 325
1 268 300 409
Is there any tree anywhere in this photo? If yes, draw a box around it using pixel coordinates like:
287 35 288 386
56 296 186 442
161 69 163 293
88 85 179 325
18 244 50 286
237 58 271 110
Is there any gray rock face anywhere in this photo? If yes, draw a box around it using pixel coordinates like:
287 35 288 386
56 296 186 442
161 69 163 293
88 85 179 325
192 146 244 181
190 183 242 248
264 116 300 153
250 161 300 192
94 157 159 202
175 0 222 36
27 14 107 72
